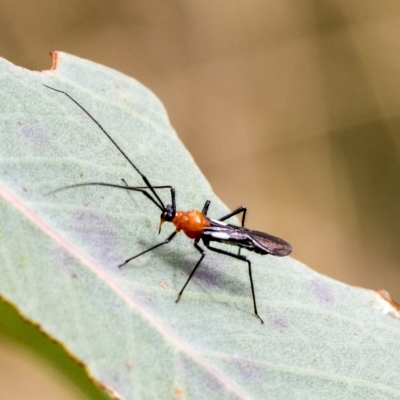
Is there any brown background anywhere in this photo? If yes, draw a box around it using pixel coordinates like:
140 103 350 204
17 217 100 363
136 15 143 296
1 1 400 399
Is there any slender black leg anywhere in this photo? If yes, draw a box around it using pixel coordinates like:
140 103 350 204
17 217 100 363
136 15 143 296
219 206 247 256
175 241 206 303
119 231 177 268
204 243 264 324
203 202 247 227
202 203 247 256
202 200 211 216
219 205 247 227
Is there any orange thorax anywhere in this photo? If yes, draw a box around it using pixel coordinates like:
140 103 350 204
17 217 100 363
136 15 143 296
172 210 210 240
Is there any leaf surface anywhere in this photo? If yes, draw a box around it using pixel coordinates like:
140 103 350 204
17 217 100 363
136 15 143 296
1 52 400 399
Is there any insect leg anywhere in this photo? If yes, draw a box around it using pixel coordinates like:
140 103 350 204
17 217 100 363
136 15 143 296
219 205 247 226
203 243 264 324
202 202 247 227
201 200 211 216
219 206 247 256
118 231 177 268
175 241 206 303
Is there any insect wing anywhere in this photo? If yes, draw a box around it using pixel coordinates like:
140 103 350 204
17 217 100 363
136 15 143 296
247 229 293 256
207 219 292 256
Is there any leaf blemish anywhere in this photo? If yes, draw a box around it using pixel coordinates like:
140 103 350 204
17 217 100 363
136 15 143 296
20 124 49 148
125 363 133 370
309 279 334 304
232 358 262 380
271 315 290 329
71 210 122 265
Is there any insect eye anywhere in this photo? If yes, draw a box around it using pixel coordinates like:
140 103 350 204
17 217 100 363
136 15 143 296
164 204 175 221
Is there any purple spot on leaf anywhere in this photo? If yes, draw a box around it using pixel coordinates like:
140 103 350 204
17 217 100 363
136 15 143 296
71 210 121 266
309 279 334 304
231 357 262 380
20 124 49 148
271 315 290 329
51 246 78 276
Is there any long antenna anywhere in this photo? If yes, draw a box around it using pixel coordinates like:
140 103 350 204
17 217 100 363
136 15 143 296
45 182 176 212
43 84 166 210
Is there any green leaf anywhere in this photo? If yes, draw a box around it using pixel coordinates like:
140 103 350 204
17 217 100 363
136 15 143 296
1 52 400 399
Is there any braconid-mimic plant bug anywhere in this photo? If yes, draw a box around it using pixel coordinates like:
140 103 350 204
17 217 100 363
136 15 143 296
44 84 293 324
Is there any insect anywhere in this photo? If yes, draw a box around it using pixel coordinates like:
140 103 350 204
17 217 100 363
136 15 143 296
44 84 292 324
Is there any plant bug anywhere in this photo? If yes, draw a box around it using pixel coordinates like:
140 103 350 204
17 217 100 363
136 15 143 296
44 84 293 324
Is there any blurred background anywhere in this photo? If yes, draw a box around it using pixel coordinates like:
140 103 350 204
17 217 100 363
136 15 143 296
1 1 400 398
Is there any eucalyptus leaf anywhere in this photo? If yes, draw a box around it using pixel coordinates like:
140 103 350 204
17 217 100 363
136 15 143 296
1 52 400 400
